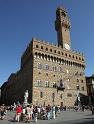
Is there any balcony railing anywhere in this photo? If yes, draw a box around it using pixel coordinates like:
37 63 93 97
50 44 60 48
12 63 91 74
57 86 65 91
53 82 65 91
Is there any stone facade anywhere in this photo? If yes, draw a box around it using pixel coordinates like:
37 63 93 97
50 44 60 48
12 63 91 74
1 6 87 106
86 75 94 104
31 38 86 106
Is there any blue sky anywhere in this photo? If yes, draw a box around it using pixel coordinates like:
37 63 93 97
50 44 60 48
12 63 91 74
0 0 94 86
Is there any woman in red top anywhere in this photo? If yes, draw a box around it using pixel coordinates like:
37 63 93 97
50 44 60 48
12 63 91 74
15 105 22 122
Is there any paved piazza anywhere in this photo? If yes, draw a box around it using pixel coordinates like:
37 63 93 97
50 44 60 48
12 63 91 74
0 110 94 124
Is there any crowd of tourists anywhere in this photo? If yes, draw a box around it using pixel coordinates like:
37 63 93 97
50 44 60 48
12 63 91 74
0 103 62 122
1 103 94 123
14 103 58 122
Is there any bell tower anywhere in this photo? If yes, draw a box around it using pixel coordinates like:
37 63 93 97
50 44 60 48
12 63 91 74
55 6 71 50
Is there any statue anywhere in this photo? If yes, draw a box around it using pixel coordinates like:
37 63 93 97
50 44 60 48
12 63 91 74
78 95 80 102
24 90 29 104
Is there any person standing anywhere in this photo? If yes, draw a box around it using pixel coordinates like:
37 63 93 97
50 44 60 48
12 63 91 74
0 104 6 120
52 105 56 119
33 106 38 122
15 105 22 122
26 105 31 122
0 107 4 120
91 106 94 115
30 104 33 121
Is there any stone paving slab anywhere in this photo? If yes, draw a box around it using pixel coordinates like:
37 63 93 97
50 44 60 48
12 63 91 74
0 110 94 124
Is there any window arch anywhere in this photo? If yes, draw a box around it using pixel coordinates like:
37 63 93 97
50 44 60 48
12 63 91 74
41 46 43 49
69 54 71 58
46 47 48 51
45 81 49 87
36 45 39 48
50 49 52 52
65 53 67 56
58 51 60 54
38 63 42 69
54 50 56 53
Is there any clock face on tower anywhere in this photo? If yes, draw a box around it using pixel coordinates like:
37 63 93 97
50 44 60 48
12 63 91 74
64 43 70 50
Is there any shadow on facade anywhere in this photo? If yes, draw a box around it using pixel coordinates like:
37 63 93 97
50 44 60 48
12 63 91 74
75 93 89 106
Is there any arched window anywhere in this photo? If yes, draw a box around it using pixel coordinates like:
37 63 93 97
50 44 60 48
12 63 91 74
38 63 42 69
35 80 42 87
45 81 49 87
76 56 78 60
41 46 43 49
54 50 56 53
50 49 52 52
46 47 48 51
45 64 49 70
69 54 71 57
60 79 64 87
76 85 80 90
58 51 60 54
65 53 67 56
36 45 39 48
